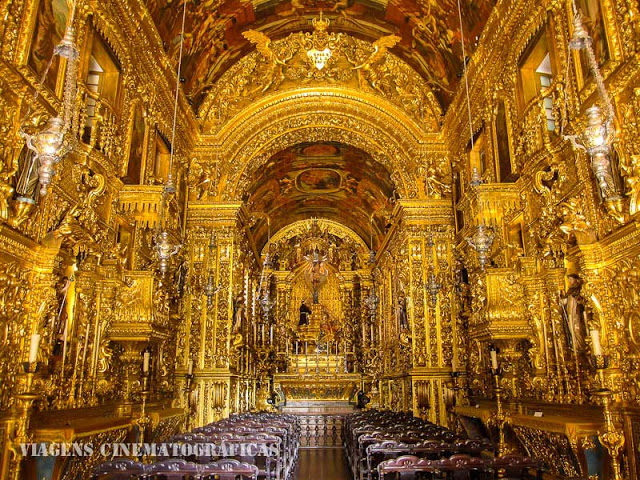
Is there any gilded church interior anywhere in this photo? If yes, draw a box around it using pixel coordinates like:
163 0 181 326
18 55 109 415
0 0 639 478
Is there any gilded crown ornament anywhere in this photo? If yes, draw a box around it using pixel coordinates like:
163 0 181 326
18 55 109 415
303 13 343 70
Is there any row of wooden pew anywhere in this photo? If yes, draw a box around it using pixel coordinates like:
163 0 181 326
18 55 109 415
93 412 299 480
342 410 545 480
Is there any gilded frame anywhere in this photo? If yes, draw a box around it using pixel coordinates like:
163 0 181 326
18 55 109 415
492 97 517 182
568 0 622 94
122 99 148 183
19 0 70 98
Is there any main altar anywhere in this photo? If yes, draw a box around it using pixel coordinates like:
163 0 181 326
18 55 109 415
274 303 360 413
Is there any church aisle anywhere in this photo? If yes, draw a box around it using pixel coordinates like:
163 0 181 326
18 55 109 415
294 449 351 480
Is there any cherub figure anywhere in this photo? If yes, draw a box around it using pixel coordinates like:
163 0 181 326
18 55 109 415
346 35 401 94
242 30 294 93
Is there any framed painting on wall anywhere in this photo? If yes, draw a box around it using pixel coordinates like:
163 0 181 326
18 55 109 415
27 0 69 93
575 0 610 86
123 103 146 185
495 100 516 182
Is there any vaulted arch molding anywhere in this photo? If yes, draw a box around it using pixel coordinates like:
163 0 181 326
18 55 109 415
193 89 446 202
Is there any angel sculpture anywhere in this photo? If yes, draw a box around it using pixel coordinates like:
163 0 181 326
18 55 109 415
242 30 294 93
190 160 217 200
347 35 401 94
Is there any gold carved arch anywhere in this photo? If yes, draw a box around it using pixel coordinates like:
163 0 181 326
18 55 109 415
196 89 444 201
262 219 369 257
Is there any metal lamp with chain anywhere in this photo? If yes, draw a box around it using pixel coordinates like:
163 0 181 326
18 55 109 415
20 0 80 197
563 1 624 223
154 0 188 274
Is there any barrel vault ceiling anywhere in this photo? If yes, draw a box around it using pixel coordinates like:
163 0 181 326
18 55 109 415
143 0 497 110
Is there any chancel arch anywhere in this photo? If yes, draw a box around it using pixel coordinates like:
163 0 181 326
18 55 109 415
194 89 447 204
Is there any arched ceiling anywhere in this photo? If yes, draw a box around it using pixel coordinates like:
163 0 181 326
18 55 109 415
245 142 396 251
143 0 496 110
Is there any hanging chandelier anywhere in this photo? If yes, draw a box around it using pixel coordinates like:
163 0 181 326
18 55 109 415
466 224 494 269
257 214 273 317
564 3 623 221
21 0 80 196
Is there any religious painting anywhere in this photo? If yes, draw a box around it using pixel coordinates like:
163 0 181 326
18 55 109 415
114 222 133 270
154 132 172 184
143 0 496 110
386 0 496 106
123 103 145 185
495 100 515 182
246 142 394 247
296 169 342 193
575 0 609 83
143 0 254 107
28 0 69 93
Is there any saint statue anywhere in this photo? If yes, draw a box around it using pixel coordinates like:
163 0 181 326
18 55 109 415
299 300 311 326
396 291 409 330
559 274 588 353
232 294 245 333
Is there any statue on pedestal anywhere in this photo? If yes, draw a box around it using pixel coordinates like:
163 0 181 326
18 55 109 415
298 299 311 326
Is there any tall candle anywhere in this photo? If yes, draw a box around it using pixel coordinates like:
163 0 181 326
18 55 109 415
490 349 498 370
188 359 193 375
28 333 41 363
143 352 150 373
590 330 603 356
270 325 274 345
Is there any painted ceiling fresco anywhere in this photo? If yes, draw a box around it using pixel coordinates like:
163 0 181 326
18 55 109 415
143 0 496 109
245 142 396 250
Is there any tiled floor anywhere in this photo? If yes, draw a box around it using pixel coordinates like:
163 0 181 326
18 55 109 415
294 448 351 480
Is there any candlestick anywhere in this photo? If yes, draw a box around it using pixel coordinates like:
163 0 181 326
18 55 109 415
590 329 603 356
28 334 40 363
143 351 150 373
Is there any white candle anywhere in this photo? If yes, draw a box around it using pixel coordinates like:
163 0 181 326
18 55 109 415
270 325 273 344
490 350 498 370
305 342 308 355
188 359 193 375
28 334 41 363
143 352 150 373
590 330 603 356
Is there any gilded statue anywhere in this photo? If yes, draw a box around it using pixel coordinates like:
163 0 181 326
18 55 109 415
242 30 295 93
420 166 451 198
345 35 401 94
189 159 218 200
